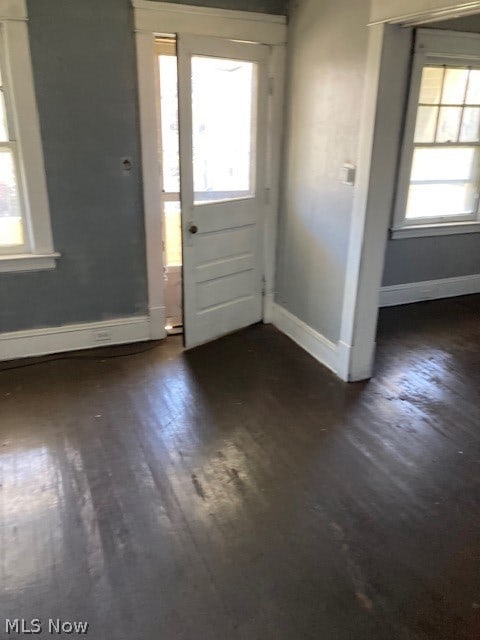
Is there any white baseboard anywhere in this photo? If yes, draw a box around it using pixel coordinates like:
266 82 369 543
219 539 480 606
270 302 349 381
263 292 276 324
0 315 155 361
380 274 480 307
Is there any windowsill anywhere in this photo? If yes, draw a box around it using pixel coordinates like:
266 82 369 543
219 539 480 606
0 252 61 273
391 221 480 240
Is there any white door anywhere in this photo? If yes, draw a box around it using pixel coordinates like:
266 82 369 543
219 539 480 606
177 35 269 348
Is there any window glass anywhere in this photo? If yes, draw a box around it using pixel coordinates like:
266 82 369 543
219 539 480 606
164 201 182 267
466 69 480 104
406 147 479 219
0 46 24 249
414 106 438 143
191 56 257 204
418 66 444 104
0 149 23 246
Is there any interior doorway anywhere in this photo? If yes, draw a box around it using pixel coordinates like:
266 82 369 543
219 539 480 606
155 34 271 348
156 38 183 334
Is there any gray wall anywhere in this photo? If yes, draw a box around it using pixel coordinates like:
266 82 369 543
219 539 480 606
163 0 287 12
1 0 147 333
427 14 480 32
382 15 480 287
275 0 369 343
0 0 287 335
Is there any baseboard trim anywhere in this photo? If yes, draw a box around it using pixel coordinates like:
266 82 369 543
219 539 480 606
0 315 154 362
263 292 276 324
380 274 480 307
270 302 349 381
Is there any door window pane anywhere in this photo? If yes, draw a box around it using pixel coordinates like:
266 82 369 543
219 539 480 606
0 149 23 246
191 56 257 204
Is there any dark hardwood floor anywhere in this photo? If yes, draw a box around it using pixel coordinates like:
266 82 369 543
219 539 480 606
1 296 480 639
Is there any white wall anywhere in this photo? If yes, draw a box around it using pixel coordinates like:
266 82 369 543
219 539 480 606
275 0 370 344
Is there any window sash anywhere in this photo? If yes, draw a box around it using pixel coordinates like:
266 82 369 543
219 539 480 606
393 38 480 232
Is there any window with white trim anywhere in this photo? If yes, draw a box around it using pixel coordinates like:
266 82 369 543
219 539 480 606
393 29 480 239
0 1 57 272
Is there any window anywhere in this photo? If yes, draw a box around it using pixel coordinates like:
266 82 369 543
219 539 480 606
0 1 58 272
393 30 480 238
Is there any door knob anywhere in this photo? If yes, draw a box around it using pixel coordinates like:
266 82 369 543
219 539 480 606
189 224 198 235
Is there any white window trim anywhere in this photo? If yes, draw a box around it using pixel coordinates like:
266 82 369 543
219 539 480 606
392 28 480 240
0 0 59 272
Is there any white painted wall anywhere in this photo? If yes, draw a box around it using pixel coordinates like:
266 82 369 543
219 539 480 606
276 0 370 344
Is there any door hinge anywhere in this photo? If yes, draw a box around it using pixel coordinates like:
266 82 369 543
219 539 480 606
268 77 275 96
265 187 271 205
262 276 266 296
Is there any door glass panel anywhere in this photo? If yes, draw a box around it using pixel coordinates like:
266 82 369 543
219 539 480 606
159 55 180 193
191 56 257 204
0 148 23 246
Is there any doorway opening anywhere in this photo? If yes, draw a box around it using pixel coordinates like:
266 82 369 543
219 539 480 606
154 33 271 348
156 37 183 335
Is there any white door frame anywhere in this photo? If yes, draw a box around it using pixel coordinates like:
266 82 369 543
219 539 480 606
133 0 287 341
339 0 480 381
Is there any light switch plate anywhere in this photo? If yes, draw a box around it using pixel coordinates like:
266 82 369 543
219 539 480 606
340 163 356 186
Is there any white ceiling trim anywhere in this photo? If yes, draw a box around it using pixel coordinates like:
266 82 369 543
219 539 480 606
0 0 27 21
369 0 480 26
